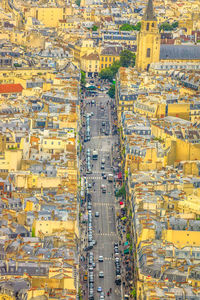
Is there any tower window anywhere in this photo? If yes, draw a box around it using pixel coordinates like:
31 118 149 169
146 23 149 31
147 48 151 58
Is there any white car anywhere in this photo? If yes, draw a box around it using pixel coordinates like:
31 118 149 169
99 271 104 278
98 255 104 262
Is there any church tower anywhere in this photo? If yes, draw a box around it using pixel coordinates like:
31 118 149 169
136 0 160 72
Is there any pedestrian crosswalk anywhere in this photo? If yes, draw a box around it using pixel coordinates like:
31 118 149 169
87 176 102 180
93 202 114 206
96 232 116 236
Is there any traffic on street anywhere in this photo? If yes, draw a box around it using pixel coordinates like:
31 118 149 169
79 84 124 300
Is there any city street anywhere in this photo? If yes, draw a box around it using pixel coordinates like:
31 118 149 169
80 91 122 300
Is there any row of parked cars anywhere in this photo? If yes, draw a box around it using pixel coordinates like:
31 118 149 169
114 243 122 286
84 112 93 143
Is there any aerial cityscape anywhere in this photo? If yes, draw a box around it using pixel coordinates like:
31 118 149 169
0 0 199 298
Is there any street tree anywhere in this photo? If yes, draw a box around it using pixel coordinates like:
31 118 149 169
120 50 136 68
108 84 115 98
99 68 113 82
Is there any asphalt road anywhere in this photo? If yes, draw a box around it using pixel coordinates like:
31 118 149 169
83 92 121 299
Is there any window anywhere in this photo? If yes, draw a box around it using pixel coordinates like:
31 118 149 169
146 23 149 31
101 64 103 68
102 57 104 61
105 57 107 62
152 22 154 27
113 58 115 62
109 57 111 62
147 48 151 57
105 64 107 68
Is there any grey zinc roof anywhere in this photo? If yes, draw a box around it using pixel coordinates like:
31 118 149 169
160 45 200 60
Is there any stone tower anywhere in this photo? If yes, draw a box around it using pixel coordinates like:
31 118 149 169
136 0 160 72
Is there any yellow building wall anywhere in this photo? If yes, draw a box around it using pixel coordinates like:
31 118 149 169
33 219 76 237
99 55 120 70
162 229 200 248
0 150 22 172
29 7 64 27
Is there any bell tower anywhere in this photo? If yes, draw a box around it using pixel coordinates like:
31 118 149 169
136 0 160 72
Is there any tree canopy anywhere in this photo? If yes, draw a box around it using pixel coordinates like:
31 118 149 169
75 0 81 6
120 22 141 31
159 21 178 32
81 70 86 86
108 84 115 98
92 25 98 31
99 68 114 82
99 50 135 82
120 50 136 68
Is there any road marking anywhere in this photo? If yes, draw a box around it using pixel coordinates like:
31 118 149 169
96 233 116 236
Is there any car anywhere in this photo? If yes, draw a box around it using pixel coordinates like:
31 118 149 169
88 183 92 189
84 245 92 251
91 100 95 104
116 269 121 275
89 277 94 283
89 283 94 289
102 121 105 126
101 164 105 170
99 271 104 278
92 240 97 246
92 262 96 268
99 296 105 300
88 236 93 242
115 257 120 262
103 174 107 179
95 211 100 217
89 266 93 271
97 287 102 293
88 242 93 248
98 256 103 262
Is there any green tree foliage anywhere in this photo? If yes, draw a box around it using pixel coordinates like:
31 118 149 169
120 50 136 68
115 185 126 197
99 68 114 82
75 0 81 6
92 25 98 31
108 84 115 98
120 22 141 31
81 70 86 86
110 60 121 77
159 21 178 31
